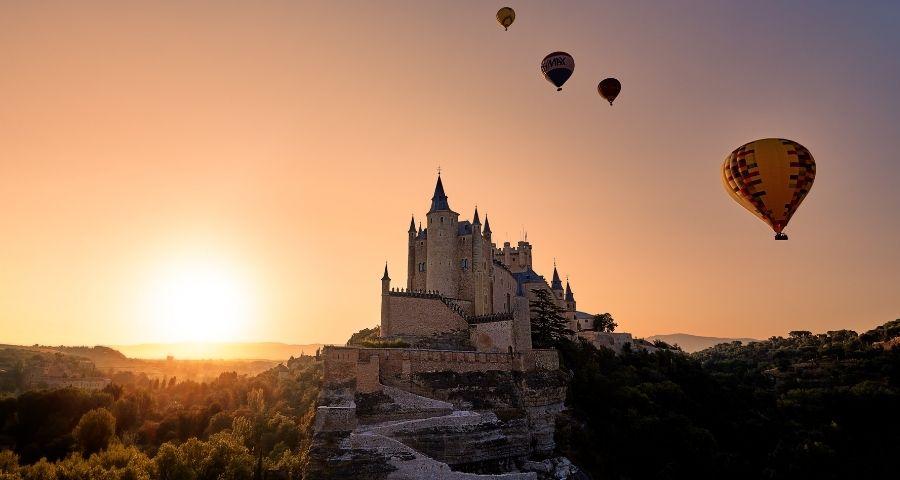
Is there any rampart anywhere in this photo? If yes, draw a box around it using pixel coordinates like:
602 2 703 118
322 345 560 393
382 291 472 349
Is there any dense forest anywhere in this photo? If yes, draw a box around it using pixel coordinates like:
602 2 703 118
0 356 321 479
556 320 900 480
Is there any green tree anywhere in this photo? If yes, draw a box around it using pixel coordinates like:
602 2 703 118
592 313 617 332
19 458 56 480
0 450 19 474
153 443 193 480
72 408 116 455
346 326 380 346
529 288 573 348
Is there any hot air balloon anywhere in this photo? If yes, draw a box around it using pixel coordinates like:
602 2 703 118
597 78 621 105
722 138 816 240
496 7 515 31
541 52 574 91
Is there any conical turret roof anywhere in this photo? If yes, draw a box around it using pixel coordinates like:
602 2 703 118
428 175 450 213
551 266 563 290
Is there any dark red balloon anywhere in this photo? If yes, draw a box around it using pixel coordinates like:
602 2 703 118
597 78 621 105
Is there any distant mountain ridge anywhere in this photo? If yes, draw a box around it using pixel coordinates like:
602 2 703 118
111 341 324 360
646 333 758 353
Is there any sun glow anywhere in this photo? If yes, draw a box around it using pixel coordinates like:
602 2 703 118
142 256 256 343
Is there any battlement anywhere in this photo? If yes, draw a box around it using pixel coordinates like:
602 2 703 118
496 240 534 272
468 312 514 325
495 240 532 256
387 288 469 319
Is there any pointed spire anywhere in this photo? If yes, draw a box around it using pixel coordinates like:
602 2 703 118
428 174 450 213
551 264 563 290
418 222 423 234
473 206 481 225
382 262 390 281
483 215 491 235
408 215 416 233
565 279 574 301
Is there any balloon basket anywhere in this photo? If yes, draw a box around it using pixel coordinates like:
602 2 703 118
775 233 789 240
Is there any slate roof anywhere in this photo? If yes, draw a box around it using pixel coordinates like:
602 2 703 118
513 267 548 296
428 175 450 213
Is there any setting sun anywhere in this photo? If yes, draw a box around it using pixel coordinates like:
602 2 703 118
141 257 256 343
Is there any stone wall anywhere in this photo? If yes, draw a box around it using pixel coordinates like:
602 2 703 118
382 295 470 341
323 347 359 386
323 346 561 392
470 319 515 353
313 406 358 433
358 348 521 388
577 331 634 353
512 296 533 352
522 349 559 371
357 355 382 394
492 264 518 315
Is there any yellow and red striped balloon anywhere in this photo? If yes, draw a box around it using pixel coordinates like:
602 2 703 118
722 138 816 240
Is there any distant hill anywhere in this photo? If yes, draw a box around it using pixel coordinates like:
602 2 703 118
646 334 758 353
111 342 324 360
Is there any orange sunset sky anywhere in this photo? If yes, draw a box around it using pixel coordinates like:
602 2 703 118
1 1 898 346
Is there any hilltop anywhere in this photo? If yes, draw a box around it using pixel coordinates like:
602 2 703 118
0 343 288 393
646 333 759 352
111 341 323 360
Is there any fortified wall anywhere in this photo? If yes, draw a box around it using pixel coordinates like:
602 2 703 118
380 286 532 353
321 345 560 395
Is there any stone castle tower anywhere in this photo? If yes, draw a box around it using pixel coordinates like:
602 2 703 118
381 175 585 351
407 174 495 316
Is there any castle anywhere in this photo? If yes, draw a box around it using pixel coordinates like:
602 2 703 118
308 176 625 478
380 174 596 353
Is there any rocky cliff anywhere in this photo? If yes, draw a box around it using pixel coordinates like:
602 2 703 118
305 365 583 479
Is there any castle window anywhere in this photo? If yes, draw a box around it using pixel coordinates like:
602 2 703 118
461 259 468 270
441 216 444 223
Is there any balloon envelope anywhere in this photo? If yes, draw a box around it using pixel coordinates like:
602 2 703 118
597 78 621 105
541 52 574 91
496 7 515 30
722 138 816 238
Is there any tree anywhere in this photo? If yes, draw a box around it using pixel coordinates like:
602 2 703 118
72 408 116 455
0 450 18 474
529 288 573 348
592 313 617 332
346 326 380 346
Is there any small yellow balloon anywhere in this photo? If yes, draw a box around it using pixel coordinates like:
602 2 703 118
497 7 515 31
